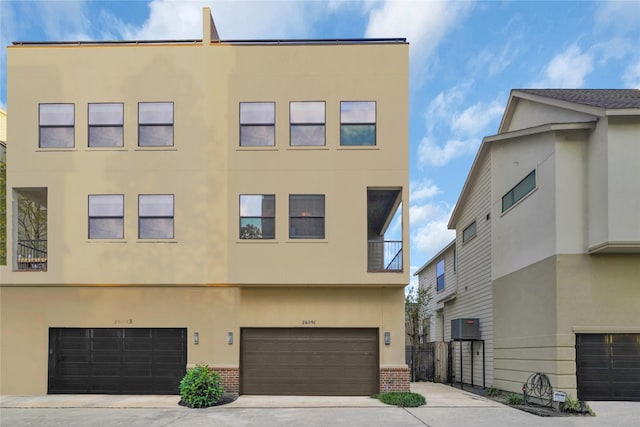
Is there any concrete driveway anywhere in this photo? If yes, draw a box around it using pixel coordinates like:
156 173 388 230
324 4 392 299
1 383 638 426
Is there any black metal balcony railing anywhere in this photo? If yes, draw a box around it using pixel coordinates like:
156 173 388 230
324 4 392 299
17 239 48 271
368 240 402 272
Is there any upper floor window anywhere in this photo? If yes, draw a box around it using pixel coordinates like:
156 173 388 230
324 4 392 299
462 221 476 243
289 195 325 239
290 101 325 146
138 102 173 147
139 194 174 239
436 259 445 291
89 103 123 147
502 170 536 212
240 102 275 147
240 195 275 239
340 101 376 146
39 103 74 148
88 195 124 239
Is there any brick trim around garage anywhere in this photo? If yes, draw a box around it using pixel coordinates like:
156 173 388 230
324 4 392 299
213 367 239 393
379 367 410 392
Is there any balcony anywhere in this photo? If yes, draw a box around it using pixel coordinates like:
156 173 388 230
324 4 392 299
367 188 403 272
17 239 47 271
13 187 48 271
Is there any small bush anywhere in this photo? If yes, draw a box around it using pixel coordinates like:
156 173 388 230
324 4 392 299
179 364 224 408
485 386 501 397
561 394 594 415
373 391 426 407
505 393 524 405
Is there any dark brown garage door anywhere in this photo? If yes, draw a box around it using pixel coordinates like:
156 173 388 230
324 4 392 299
576 334 640 401
241 328 378 395
48 328 186 395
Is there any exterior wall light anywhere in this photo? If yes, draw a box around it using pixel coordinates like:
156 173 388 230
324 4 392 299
227 332 233 345
384 332 391 345
193 332 199 345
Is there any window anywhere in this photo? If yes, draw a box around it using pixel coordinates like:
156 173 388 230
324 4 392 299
340 101 376 146
89 103 123 147
240 102 275 146
453 248 457 273
240 195 275 239
289 195 325 239
138 102 173 147
138 195 174 239
502 170 536 212
290 101 325 146
88 195 124 239
39 103 74 148
463 221 476 243
436 259 445 291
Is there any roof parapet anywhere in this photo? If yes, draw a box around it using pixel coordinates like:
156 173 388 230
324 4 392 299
203 7 219 44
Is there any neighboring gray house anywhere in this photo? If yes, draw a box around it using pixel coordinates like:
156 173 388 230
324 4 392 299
416 89 640 401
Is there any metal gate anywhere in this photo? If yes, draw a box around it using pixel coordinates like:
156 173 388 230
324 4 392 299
406 342 450 383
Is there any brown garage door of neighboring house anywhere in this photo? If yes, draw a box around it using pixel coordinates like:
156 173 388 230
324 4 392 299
576 334 640 401
48 328 186 395
240 328 379 395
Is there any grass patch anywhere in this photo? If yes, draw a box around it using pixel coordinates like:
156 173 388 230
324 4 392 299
373 391 426 407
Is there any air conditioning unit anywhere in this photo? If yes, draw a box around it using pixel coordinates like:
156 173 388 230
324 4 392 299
451 318 480 340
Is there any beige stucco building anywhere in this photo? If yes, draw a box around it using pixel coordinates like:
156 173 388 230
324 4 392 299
0 8 410 396
416 89 640 401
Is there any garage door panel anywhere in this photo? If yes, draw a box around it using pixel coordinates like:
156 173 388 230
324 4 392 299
241 328 378 396
49 328 186 395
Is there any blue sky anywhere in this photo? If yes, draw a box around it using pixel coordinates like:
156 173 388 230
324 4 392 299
2 0 639 283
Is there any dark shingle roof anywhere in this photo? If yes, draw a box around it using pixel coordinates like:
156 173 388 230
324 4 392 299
515 89 640 109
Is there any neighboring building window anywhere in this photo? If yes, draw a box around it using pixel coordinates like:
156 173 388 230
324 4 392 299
340 101 376 146
138 102 173 147
290 101 325 146
453 248 457 273
436 259 445 291
240 195 275 239
138 194 174 239
88 195 124 239
89 103 123 147
502 170 536 212
39 103 74 148
462 221 476 243
289 195 325 239
240 102 275 146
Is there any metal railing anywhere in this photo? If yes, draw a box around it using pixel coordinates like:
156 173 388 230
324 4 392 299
367 240 402 272
16 239 47 271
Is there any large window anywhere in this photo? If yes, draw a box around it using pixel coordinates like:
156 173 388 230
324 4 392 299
340 101 376 146
138 102 173 147
89 103 123 147
290 101 325 146
138 194 174 239
436 259 445 291
39 103 74 148
289 195 325 239
502 170 536 212
240 195 275 239
240 102 275 147
462 221 476 243
88 195 124 239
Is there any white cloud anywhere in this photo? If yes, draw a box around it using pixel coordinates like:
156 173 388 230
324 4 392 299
623 59 640 89
418 136 479 167
411 205 455 262
451 99 504 136
532 44 594 88
595 0 640 35
410 180 440 202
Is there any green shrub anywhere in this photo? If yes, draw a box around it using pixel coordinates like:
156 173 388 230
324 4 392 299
179 364 224 408
485 386 500 397
505 393 524 405
561 394 594 415
373 391 426 407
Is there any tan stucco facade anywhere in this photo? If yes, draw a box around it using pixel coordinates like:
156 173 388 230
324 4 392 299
0 9 409 395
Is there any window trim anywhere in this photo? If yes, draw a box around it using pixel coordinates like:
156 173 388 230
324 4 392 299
289 101 326 147
88 102 124 148
88 194 124 239
239 101 276 147
39 103 75 148
289 194 325 240
502 169 536 213
138 194 175 239
340 100 377 147
239 194 276 240
462 221 477 243
138 102 174 147
436 259 445 292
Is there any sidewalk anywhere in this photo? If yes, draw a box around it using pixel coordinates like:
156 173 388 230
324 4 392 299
0 382 496 409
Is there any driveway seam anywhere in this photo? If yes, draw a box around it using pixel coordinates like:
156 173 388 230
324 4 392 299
403 407 431 426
